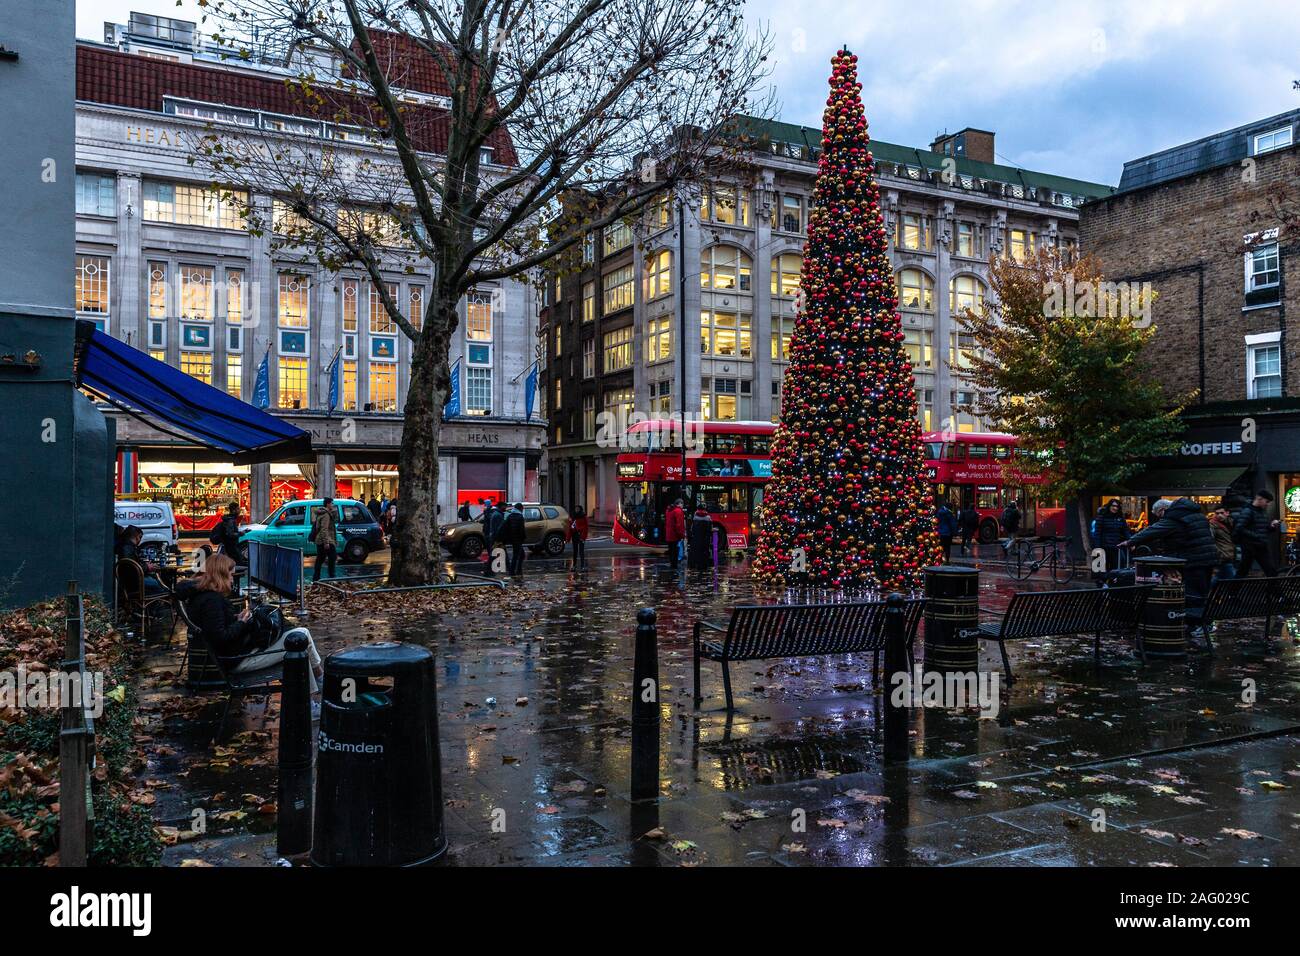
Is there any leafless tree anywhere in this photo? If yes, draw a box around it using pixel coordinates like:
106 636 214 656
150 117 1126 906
194 0 773 584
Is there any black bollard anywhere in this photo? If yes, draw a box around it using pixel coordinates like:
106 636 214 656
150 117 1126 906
277 632 313 857
883 592 909 764
630 608 660 802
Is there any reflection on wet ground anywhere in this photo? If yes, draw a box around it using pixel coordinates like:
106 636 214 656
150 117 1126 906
139 551 1300 866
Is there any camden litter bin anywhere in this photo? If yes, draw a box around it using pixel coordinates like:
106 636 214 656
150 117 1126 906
310 642 446 866
923 565 980 673
1134 555 1187 658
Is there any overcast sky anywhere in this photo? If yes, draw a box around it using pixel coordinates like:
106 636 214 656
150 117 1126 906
76 0 1300 185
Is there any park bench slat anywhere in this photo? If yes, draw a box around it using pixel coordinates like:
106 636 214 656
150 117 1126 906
694 599 925 711
1201 575 1300 650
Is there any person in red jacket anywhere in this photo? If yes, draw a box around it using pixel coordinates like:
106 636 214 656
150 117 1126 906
664 499 687 569
567 506 589 571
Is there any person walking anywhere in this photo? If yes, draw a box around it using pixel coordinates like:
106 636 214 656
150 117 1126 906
935 501 958 562
1208 504 1237 585
311 497 338 583
1234 491 1281 578
664 499 687 570
457 500 471 522
999 499 1022 553
368 496 382 521
482 500 505 575
568 506 589 571
687 505 715 571
1091 499 1131 572
501 502 527 578
1124 498 1218 639
210 501 243 558
958 503 980 556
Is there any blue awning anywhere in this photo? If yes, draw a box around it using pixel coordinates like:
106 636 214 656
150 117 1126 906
74 321 312 464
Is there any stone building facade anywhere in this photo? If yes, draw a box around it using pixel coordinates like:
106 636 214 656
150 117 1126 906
73 15 543 532
540 118 1112 523
1081 108 1300 542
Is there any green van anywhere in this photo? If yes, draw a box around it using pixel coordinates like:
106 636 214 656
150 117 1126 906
238 498 387 563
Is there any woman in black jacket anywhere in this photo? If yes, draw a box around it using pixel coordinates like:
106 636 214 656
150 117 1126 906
175 553 254 657
1092 499 1131 571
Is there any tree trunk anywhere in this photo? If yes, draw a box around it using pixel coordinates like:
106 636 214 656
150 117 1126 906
387 292 456 586
1075 491 1094 556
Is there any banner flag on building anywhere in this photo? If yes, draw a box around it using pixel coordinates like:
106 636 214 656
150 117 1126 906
253 347 271 410
444 358 462 418
524 362 538 421
327 350 341 414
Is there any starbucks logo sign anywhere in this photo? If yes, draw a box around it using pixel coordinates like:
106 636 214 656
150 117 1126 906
1285 486 1300 514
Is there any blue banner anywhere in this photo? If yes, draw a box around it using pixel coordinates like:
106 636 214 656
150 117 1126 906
327 353 340 414
444 358 462 418
254 350 270 410
525 363 538 420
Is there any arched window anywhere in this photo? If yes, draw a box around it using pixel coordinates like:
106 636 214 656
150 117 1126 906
897 268 933 311
700 246 752 292
949 274 985 314
770 253 802 297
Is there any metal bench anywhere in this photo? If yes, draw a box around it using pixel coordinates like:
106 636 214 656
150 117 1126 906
978 585 1154 682
1201 575 1300 651
693 599 926 712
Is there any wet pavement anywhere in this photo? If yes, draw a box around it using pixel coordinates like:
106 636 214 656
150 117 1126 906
134 549 1300 867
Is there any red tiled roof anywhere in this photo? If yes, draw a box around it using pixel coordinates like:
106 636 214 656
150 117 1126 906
76 44 517 164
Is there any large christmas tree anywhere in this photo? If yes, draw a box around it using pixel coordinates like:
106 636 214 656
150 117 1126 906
754 49 941 592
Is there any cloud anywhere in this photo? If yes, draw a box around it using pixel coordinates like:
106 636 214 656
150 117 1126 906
750 0 1300 183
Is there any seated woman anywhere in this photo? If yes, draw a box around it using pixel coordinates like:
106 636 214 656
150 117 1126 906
177 554 322 688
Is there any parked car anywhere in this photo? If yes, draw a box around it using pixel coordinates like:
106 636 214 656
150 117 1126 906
113 499 178 561
439 504 570 559
238 498 387 563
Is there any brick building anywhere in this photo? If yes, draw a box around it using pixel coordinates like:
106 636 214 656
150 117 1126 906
1081 108 1300 540
540 117 1111 524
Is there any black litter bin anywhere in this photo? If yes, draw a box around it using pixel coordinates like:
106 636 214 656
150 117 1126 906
311 642 445 866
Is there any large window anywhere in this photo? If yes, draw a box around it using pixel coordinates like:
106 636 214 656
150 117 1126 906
226 355 242 398
700 310 751 357
76 173 116 217
700 378 748 421
780 194 805 234
950 331 981 370
368 363 398 411
1253 126 1293 155
180 352 213 384
582 338 596 378
467 291 493 340
179 264 215 320
950 275 985 314
603 219 633 255
898 269 934 311
644 250 672 299
74 255 110 323
904 328 933 368
700 246 752 292
771 253 802 297
226 269 244 325
602 265 634 314
896 213 930 250
466 365 492 414
955 221 978 258
582 394 596 440
603 325 633 372
603 387 634 429
1247 339 1282 398
142 180 247 229
647 316 672 363
272 199 312 235
341 360 358 411
701 185 750 226
582 281 595 323
1248 242 1280 293
369 281 398 333
278 356 308 409
277 273 310 327
771 318 796 361
1008 229 1034 262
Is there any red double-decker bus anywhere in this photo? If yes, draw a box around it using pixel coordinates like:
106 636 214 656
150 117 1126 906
613 421 1062 549
612 420 775 549
922 431 1062 541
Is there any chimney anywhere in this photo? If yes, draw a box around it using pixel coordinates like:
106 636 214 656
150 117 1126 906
930 128 996 165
